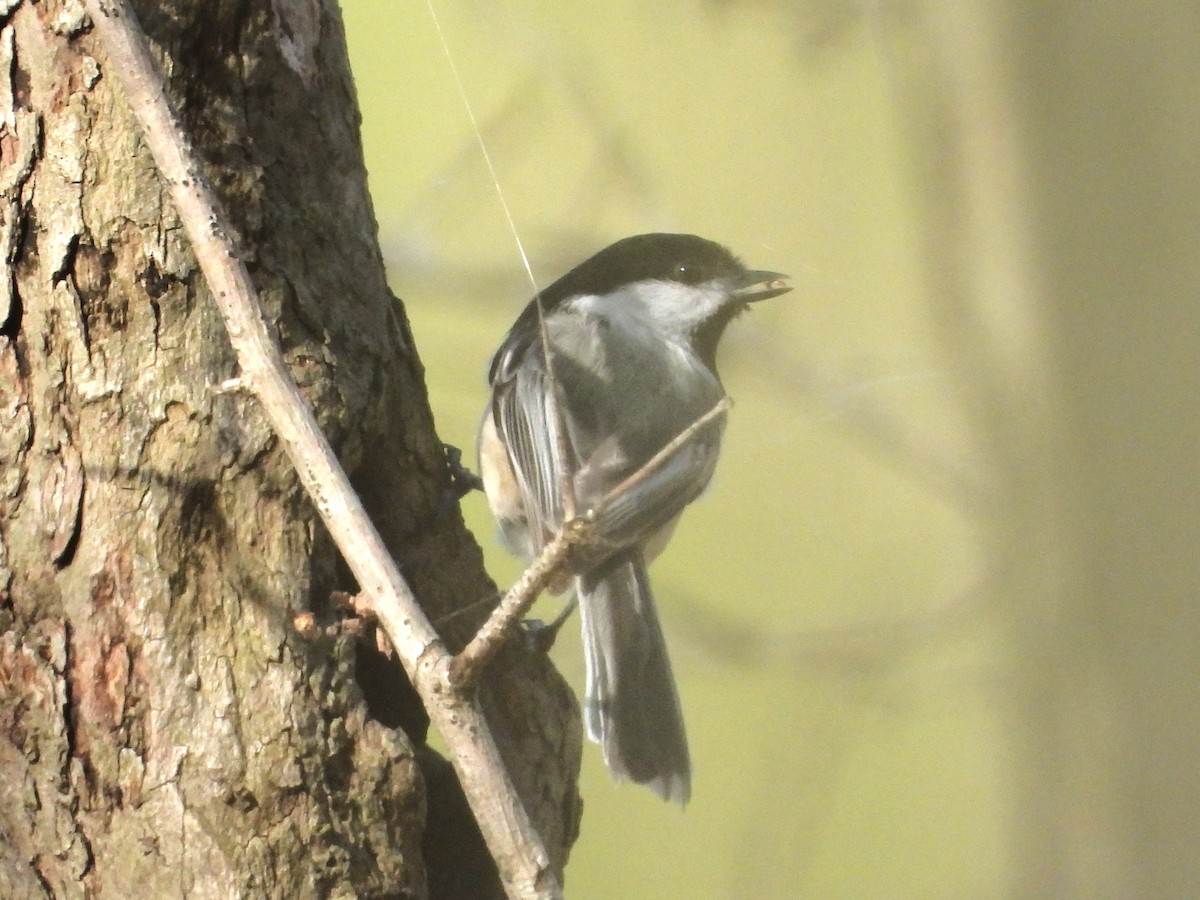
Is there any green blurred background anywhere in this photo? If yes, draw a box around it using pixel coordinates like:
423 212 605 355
344 3 1002 896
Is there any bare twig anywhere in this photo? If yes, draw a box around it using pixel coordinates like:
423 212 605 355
79 3 559 897
597 397 730 513
450 513 594 688
450 397 730 689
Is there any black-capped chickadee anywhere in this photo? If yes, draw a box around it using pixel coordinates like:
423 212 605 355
478 233 791 803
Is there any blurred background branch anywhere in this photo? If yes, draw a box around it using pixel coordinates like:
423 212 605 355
347 0 1200 895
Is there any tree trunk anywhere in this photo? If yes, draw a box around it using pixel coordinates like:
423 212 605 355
0 1 580 897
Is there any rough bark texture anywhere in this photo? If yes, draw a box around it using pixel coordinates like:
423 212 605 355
0 1 581 897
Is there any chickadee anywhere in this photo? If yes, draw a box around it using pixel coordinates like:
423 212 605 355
478 233 790 803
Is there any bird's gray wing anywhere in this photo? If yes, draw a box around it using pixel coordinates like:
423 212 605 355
575 415 724 551
492 360 568 554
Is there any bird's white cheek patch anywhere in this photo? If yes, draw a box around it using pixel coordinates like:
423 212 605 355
566 281 729 341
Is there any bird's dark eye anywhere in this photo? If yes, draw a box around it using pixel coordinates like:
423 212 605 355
671 261 711 285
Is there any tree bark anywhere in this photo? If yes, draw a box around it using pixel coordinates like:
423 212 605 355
0 1 580 897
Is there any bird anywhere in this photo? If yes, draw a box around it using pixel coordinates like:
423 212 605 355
477 233 791 803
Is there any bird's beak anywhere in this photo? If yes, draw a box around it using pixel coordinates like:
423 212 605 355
732 270 792 303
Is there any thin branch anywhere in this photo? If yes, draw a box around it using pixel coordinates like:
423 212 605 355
450 513 594 688
79 3 559 898
450 397 731 689
597 397 730 513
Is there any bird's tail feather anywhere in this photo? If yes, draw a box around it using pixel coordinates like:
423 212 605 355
578 551 691 804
